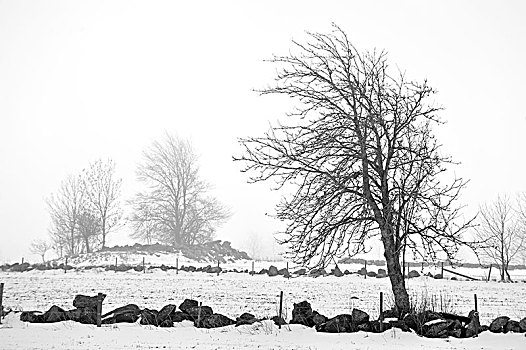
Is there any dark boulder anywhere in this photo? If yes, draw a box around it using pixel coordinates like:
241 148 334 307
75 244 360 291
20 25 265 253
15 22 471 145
447 320 463 338
65 308 97 324
520 317 526 332
236 312 258 326
41 305 68 323
309 268 326 277
186 306 214 326
434 273 443 279
290 301 314 327
268 266 279 277
331 266 343 277
504 320 522 333
423 320 451 338
381 309 398 319
489 316 510 333
277 268 290 278
317 314 355 333
157 304 177 326
408 270 420 278
73 294 105 309
179 299 199 314
357 267 367 276
201 313 235 328
258 268 268 275
140 308 158 326
312 311 328 327
366 271 377 278
102 304 141 324
465 310 481 337
293 268 306 275
208 266 221 274
271 315 287 326
351 308 369 325
389 320 410 332
20 311 43 323
376 269 387 278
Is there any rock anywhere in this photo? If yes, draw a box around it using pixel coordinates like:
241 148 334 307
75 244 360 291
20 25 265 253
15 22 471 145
465 310 481 337
381 309 398 319
201 313 235 328
489 316 510 333
408 270 420 278
290 301 314 327
376 269 387 278
258 268 268 275
179 299 198 314
157 304 177 326
312 311 328 327
268 266 279 277
186 306 214 326
403 313 419 332
434 273 443 279
332 266 343 277
102 304 141 324
277 268 290 278
451 276 458 281
357 267 367 276
140 308 158 326
10 262 31 272
293 268 306 275
65 308 97 324
447 320 463 338
208 266 221 274
271 315 287 326
317 314 355 333
73 294 105 309
42 305 68 323
366 271 377 278
520 317 526 332
343 270 350 275
20 311 44 323
505 320 522 333
309 268 326 277
389 320 410 332
351 308 369 324
423 320 450 338
357 322 371 332
236 312 258 326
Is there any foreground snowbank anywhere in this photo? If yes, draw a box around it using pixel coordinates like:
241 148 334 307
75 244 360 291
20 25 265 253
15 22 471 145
1 313 524 350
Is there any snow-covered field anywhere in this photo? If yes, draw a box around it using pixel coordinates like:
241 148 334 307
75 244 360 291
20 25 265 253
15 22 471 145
1 262 525 349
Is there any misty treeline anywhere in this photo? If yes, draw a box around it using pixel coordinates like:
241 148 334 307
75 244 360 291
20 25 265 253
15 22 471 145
45 134 230 258
475 194 526 282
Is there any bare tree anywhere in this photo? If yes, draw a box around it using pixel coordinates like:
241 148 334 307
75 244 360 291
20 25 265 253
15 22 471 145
476 195 526 281
77 210 101 253
235 26 474 315
47 175 85 256
82 159 122 249
130 134 230 246
30 239 51 263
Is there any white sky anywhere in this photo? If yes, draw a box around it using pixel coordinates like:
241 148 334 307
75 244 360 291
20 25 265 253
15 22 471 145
1 0 525 263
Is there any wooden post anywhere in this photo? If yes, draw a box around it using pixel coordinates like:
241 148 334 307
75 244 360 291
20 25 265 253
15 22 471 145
176 258 179 275
278 291 284 330
379 292 384 332
441 262 444 277
474 294 478 312
487 264 492 282
407 262 410 278
251 261 254 276
364 260 367 279
197 302 202 328
286 262 290 279
473 295 479 337
217 260 220 276
21 257 24 264
96 292 103 327
0 283 4 325
64 257 67 274
115 257 118 273
142 257 145 273
421 262 424 273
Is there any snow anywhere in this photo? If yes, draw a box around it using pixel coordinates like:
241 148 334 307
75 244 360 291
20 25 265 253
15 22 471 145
1 262 526 349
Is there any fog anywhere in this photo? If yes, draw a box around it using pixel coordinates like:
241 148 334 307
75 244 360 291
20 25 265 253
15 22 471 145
1 0 525 263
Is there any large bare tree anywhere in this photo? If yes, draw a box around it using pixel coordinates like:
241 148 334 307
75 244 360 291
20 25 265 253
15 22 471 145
475 195 526 281
235 26 474 315
82 159 122 249
130 134 230 246
47 175 85 256
30 239 51 263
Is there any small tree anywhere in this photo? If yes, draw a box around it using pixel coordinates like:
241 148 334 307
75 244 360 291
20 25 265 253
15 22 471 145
30 239 51 263
476 195 526 281
235 26 474 315
130 134 230 245
82 159 122 249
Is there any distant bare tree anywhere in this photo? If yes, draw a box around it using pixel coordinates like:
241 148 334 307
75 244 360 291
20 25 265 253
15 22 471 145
77 210 101 253
235 26 474 315
130 134 230 245
30 239 51 263
82 159 122 249
475 195 525 281
47 175 85 256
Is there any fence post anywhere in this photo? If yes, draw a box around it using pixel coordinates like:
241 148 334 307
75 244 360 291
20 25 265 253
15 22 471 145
176 258 179 275
142 257 145 273
217 260 220 276
0 283 4 325
487 264 492 282
115 257 118 273
364 260 367 279
421 262 424 273
96 292 103 327
286 262 290 279
197 302 202 328
474 293 479 337
474 294 478 312
278 291 284 330
251 261 254 276
21 257 24 264
379 291 384 332
64 257 68 274
441 262 444 277
407 262 410 278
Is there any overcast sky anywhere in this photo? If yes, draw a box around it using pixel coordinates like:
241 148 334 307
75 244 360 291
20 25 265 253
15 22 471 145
1 0 525 263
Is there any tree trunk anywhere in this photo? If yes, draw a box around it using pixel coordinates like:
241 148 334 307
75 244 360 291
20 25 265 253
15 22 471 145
381 227 410 316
